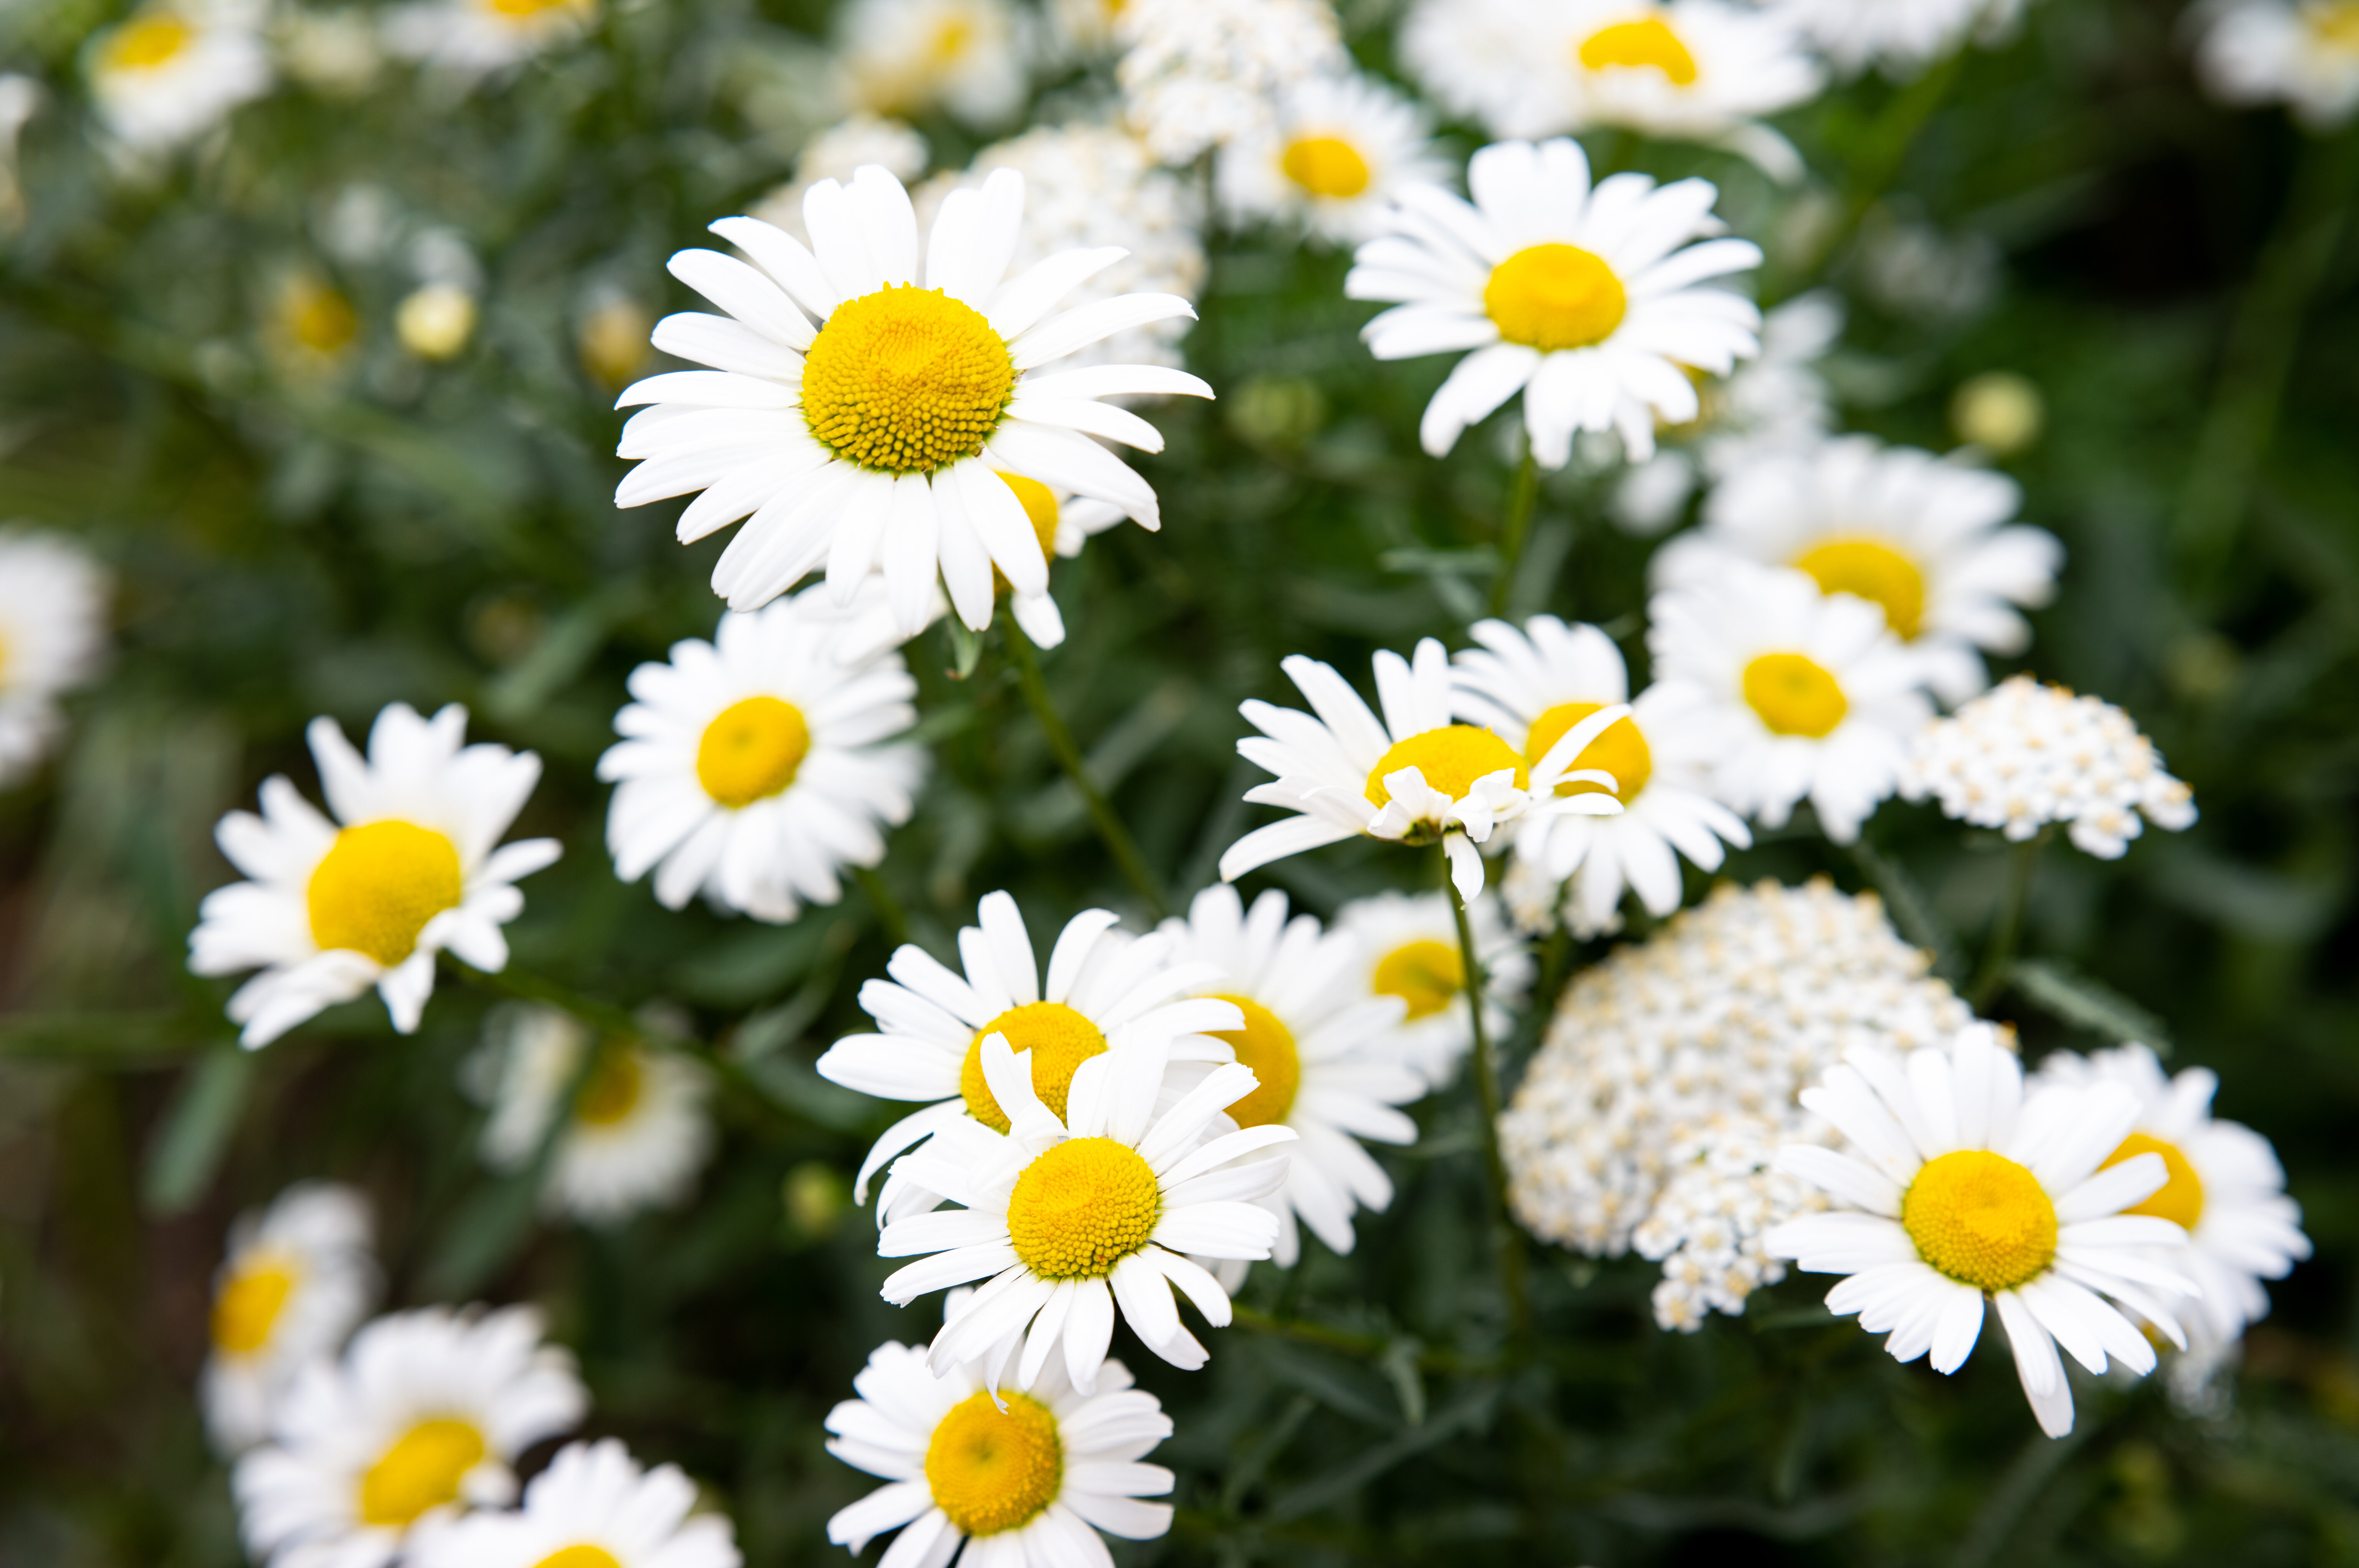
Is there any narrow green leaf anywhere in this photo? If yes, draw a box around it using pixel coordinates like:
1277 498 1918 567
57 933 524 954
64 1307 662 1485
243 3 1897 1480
142 1046 255 1216
2008 958 2173 1053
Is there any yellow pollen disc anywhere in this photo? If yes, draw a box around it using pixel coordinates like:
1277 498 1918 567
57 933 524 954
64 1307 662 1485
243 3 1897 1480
2101 1132 2205 1231
2312 0 2359 48
1793 538 1928 640
211 1259 298 1354
574 1045 645 1127
924 1390 1064 1537
1901 1149 2058 1293
307 820 464 967
1741 652 1848 739
489 0 579 16
930 15 975 61
103 14 194 70
1363 724 1528 808
284 280 360 356
801 284 1015 474
1373 938 1464 1022
1281 135 1373 199
1525 700 1652 804
1577 16 1700 84
1210 994 1301 1128
530 1550 623 1568
1484 244 1628 353
961 1002 1109 1134
1005 1137 1161 1280
696 695 811 808
0 629 13 682
359 1418 486 1527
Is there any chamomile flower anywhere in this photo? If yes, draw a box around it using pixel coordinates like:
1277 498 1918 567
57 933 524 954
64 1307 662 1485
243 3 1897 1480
1646 562 1931 843
1659 434 2063 702
189 703 561 1049
1220 636 1628 901
613 164 1212 640
1333 888 1532 1090
0 528 108 787
1452 615 1752 935
2195 0 2359 129
1768 0 2007 77
838 0 1030 129
1346 137 1763 468
202 1184 378 1455
1215 73 1449 246
1113 0 1348 164
383 0 596 79
1766 1027 2200 1437
84 0 271 154
409 1438 740 1568
825 1335 1173 1566
232 1306 587 1568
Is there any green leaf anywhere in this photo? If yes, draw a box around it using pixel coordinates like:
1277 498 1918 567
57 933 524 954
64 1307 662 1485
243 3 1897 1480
142 1045 255 1216
2007 958 2173 1054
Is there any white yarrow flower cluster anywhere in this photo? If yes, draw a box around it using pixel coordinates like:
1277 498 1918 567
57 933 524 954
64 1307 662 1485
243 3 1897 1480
1633 1114 1829 1332
1113 0 1349 164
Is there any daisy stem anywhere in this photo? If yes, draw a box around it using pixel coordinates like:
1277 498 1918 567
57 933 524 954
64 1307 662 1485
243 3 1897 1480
1772 45 1969 301
1969 834 2046 1009
1489 451 1542 617
1448 858 1534 1349
1001 619 1171 920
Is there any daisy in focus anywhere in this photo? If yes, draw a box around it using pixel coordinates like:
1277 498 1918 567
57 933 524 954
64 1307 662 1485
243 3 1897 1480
1766 1027 2200 1437
233 1305 587 1568
0 528 108 787
382 0 596 80
837 0 1030 129
188 703 561 1048
1345 137 1763 468
1646 562 1931 843
1215 74 1449 246
1334 888 1532 1090
83 0 271 154
2195 0 2359 129
614 164 1212 640
409 1437 740 1568
202 1184 378 1454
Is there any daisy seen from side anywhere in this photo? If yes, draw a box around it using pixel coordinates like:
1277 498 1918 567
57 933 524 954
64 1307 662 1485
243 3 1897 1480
203 1183 379 1455
408 1437 740 1568
1215 73 1449 246
1333 888 1532 1090
84 0 271 154
0 528 108 786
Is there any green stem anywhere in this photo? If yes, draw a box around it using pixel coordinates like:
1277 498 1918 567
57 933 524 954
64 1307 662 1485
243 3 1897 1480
1772 46 1969 301
1969 835 2045 1009
1489 451 1541 618
853 863 909 950
1447 852 1534 1348
1002 618 1170 919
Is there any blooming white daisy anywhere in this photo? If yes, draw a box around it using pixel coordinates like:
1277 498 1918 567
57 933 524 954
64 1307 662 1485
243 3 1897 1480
825 1333 1173 1566
232 1305 587 1568
1333 888 1532 1090
1219 635 1628 901
1659 434 2063 702
1765 1027 2200 1437
188 703 560 1049
837 0 1030 129
83 0 271 154
817 889 1243 1215
2195 0 2359 129
1113 0 1348 165
2032 1043 2310 1348
1452 615 1752 935
202 1183 378 1455
876 1034 1293 1390
1646 562 1932 843
383 0 594 79
408 1437 740 1568
1767 0 2006 77
1215 73 1449 246
0 528 108 787
613 164 1213 641
1346 137 1764 468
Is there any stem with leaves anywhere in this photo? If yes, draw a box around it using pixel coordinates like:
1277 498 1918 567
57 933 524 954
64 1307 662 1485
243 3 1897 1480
1447 849 1534 1348
1001 618 1171 920
1490 451 1541 617
1770 45 1969 300
1970 833 2047 1009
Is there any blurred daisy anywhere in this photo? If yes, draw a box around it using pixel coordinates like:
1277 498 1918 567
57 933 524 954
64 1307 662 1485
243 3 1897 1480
1768 0 2004 77
1219 636 1628 901
598 586 925 923
384 0 597 80
1334 889 1531 1090
826 1334 1172 1566
1346 137 1763 468
1216 73 1449 246
1114 0 1348 164
84 0 271 154
1767 1027 2200 1437
2195 0 2359 128
1659 434 2063 702
1046 0 1128 57
202 1184 377 1455
838 0 1029 129
233 1306 587 1568
0 528 108 787
409 1437 740 1568
614 165 1211 639
1452 615 1751 935
189 703 561 1049
1646 562 1931 843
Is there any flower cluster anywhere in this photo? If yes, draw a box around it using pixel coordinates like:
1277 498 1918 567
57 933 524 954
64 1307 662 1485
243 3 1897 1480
1633 1113 1829 1331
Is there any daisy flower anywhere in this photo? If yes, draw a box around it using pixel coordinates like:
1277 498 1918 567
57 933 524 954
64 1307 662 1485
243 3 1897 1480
613 164 1212 640
1113 0 1348 165
599 586 926 923
1333 888 1532 1090
1215 73 1450 246
1646 561 1932 843
2195 0 2359 129
1345 137 1764 468
1219 635 1629 901
837 0 1030 129
83 0 271 154
825 1332 1173 1566
383 0 596 79
1766 1026 2201 1437
1452 614 1752 935
188 703 560 1049
0 528 108 787
1659 434 2063 702
408 1438 740 1568
1158 885 1424 1270
202 1184 378 1455
817 889 1242 1214
1768 0 2007 77
232 1305 587 1568
2033 1043 2311 1348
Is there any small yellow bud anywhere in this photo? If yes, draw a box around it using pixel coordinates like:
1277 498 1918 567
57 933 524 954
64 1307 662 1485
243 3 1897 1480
395 284 477 361
579 296 652 390
1950 371 2043 457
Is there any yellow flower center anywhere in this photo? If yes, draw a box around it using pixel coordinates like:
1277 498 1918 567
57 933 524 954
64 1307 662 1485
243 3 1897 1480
1484 245 1628 353
211 1258 297 1355
1793 538 1928 640
1363 725 1529 809
530 1550 623 1568
2310 0 2359 49
102 14 194 71
359 1418 486 1528
2101 1131 2205 1231
579 298 652 389
1525 700 1651 804
1576 16 1700 84
489 0 581 16
1740 652 1848 738
960 1002 1109 1133
284 279 360 357
1372 938 1464 1022
924 1390 1064 1537
930 15 975 61
1005 1136 1161 1279
1901 1149 2058 1293
0 629 10 681
1281 135 1373 199
1209 994 1301 1128
801 284 1015 474
574 1045 644 1126
696 695 811 808
307 820 465 967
